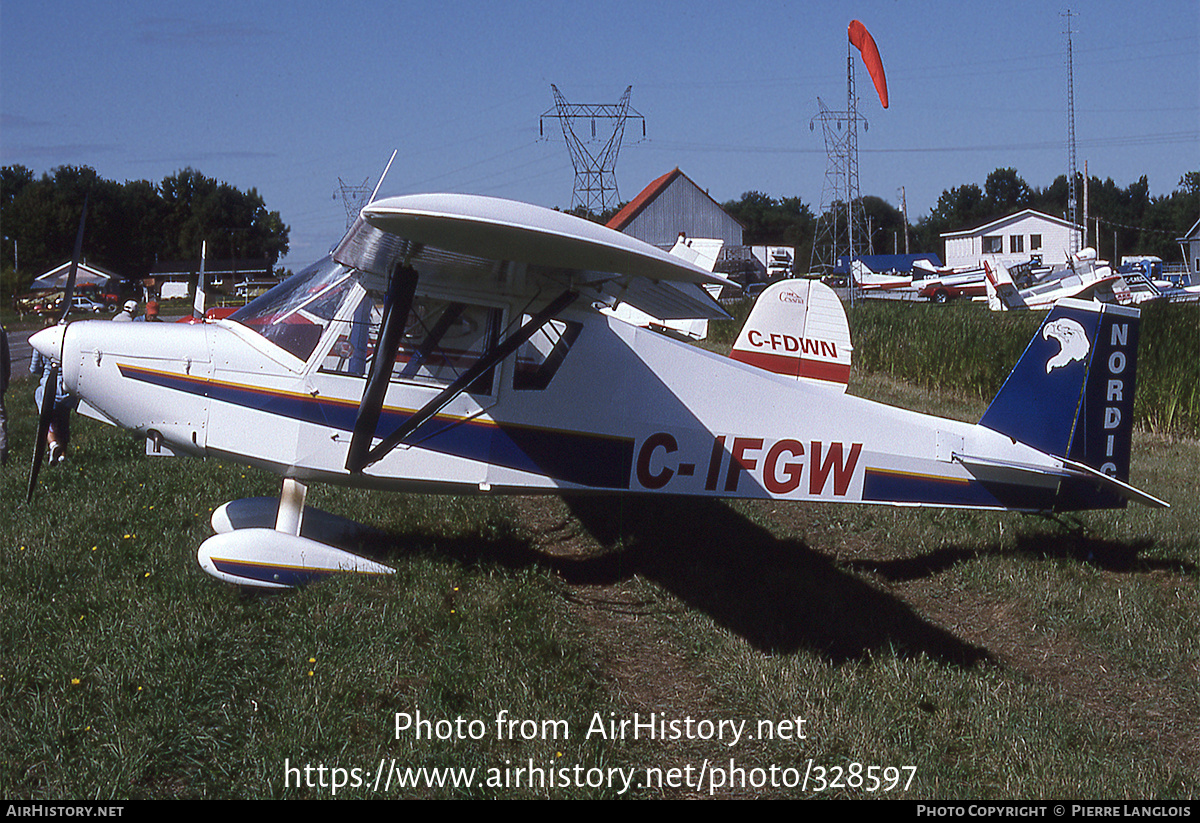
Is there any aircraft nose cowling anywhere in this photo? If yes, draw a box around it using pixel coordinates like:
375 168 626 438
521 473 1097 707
29 324 67 362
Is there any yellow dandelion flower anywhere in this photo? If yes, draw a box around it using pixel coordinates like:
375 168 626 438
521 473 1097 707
71 678 80 685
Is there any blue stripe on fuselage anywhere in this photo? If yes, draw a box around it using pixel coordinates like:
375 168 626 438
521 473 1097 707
118 363 633 489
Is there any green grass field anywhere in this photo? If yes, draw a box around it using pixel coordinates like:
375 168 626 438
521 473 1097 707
2 304 1197 798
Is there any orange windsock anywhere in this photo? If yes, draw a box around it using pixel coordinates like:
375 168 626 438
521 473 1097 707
848 20 888 109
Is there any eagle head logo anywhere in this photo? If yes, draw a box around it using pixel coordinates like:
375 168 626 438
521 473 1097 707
1042 318 1090 373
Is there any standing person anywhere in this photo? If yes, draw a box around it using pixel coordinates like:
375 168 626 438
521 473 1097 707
113 300 138 321
30 326 76 466
0 323 10 466
138 300 162 322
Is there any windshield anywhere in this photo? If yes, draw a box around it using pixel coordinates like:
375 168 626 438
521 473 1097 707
229 256 355 361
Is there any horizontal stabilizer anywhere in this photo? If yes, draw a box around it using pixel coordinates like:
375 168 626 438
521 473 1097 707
1058 456 1169 508
953 453 1168 509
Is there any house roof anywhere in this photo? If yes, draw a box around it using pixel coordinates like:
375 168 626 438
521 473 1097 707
940 208 1079 239
1179 216 1200 242
32 261 122 289
606 168 681 231
605 167 742 233
150 258 272 277
835 253 942 274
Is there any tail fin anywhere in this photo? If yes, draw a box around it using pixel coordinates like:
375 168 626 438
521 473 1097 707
984 261 1023 310
730 279 852 392
980 298 1143 508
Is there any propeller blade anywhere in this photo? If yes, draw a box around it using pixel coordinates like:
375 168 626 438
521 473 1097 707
57 196 89 324
29 198 86 502
26 363 59 503
345 265 418 473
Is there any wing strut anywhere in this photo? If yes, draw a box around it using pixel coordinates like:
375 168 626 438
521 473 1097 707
345 264 419 473
353 289 578 472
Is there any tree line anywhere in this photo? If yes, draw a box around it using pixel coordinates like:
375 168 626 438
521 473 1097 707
1 165 289 296
721 167 1197 269
3 164 1195 297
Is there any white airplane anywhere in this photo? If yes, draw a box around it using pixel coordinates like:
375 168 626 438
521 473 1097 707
848 259 911 291
984 248 1129 311
29 194 1167 589
910 260 988 303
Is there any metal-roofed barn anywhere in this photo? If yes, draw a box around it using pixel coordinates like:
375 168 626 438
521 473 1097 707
607 168 744 250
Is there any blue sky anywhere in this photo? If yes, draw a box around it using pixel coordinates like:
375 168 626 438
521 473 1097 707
2 0 1196 268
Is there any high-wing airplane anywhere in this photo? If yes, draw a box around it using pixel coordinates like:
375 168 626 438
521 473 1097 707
984 248 1129 311
29 194 1167 589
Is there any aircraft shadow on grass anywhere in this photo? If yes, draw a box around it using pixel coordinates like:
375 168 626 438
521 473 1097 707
840 529 1193 580
355 495 994 666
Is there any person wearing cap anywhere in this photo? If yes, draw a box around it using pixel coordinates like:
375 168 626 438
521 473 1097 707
138 300 162 322
113 300 138 322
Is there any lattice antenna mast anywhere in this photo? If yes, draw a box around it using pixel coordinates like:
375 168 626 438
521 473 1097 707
540 85 645 214
336 177 372 230
1063 9 1079 253
808 44 869 279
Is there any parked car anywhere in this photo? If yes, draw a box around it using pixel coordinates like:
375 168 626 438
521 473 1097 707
70 295 108 313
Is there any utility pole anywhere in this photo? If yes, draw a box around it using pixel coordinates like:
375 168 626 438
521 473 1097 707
1063 9 1079 254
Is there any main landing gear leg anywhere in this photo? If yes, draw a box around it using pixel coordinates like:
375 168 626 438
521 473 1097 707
275 477 307 536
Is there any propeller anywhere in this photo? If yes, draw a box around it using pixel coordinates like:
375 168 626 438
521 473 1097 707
27 197 87 503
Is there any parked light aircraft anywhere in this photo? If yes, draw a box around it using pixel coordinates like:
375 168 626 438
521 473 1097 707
848 259 912 292
910 260 988 303
29 194 1167 588
985 248 1129 311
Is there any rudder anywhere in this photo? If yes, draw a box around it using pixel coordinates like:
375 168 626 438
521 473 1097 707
979 298 1141 508
730 279 852 391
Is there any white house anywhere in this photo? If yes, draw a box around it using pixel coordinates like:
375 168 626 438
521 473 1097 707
941 209 1082 269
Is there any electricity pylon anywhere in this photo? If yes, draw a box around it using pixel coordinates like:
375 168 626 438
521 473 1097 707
540 85 645 214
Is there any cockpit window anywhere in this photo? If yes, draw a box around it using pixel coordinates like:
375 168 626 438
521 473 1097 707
513 317 581 390
229 256 354 362
319 291 502 396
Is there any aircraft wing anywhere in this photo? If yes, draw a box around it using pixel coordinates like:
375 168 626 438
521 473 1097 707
334 193 733 321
